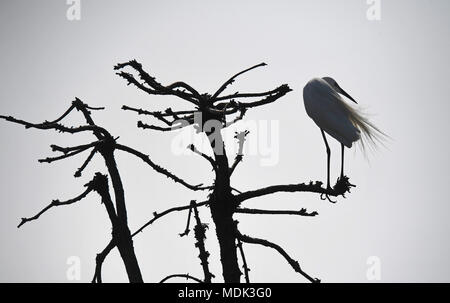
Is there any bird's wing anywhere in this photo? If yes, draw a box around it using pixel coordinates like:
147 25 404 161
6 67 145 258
303 79 360 147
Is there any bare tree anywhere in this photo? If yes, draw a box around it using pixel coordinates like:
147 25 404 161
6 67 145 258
114 60 356 283
0 98 208 283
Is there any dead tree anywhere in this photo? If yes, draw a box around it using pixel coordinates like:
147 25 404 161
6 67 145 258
0 98 207 283
114 60 355 283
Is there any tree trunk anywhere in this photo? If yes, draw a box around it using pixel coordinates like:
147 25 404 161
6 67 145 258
207 130 241 283
102 151 144 283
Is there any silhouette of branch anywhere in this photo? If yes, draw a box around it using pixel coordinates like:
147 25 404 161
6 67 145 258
122 105 197 125
0 114 109 136
159 274 203 283
179 206 193 237
74 147 98 177
224 107 247 127
136 121 175 131
188 144 216 171
50 141 100 154
115 143 209 191
214 86 288 102
72 98 111 140
84 104 105 111
235 179 355 204
17 183 94 228
235 226 320 283
192 200 214 283
236 208 319 217
238 84 292 109
38 145 94 163
92 200 211 282
114 60 201 104
43 103 77 125
230 130 249 175
136 120 192 132
211 63 267 101
236 238 250 283
132 200 210 237
92 239 115 283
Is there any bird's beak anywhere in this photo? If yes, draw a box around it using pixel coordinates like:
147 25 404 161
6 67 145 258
337 85 357 104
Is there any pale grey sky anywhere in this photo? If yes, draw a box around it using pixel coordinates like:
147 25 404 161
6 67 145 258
0 0 449 282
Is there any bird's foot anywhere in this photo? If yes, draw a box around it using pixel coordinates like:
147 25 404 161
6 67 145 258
333 175 356 197
320 190 337 203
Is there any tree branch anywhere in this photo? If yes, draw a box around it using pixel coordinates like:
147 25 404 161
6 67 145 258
235 226 320 283
114 60 201 105
236 238 250 283
131 200 210 237
74 147 98 177
214 86 287 102
38 145 95 164
0 114 109 137
50 141 100 154
122 105 197 118
211 63 267 101
236 208 318 217
188 144 217 171
92 239 115 283
235 179 355 204
229 130 249 175
17 183 94 228
179 206 193 237
238 84 292 109
136 120 192 132
115 143 210 191
91 200 210 282
192 200 214 283
159 274 203 283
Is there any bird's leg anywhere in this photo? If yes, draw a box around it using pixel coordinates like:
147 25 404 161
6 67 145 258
340 143 344 179
320 129 331 189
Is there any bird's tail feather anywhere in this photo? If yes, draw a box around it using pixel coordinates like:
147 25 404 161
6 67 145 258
342 102 389 155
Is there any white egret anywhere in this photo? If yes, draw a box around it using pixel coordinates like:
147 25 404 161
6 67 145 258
303 77 385 189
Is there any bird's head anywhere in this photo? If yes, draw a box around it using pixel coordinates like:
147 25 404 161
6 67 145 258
322 77 357 104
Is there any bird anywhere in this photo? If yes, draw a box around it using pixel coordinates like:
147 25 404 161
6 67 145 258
303 77 386 190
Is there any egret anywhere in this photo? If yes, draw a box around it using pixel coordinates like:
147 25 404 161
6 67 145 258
303 77 386 190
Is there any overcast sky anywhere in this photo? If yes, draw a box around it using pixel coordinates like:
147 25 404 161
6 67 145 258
1 0 449 282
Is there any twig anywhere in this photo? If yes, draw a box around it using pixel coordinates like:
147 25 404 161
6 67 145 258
214 87 287 102
50 141 100 154
179 206 193 237
122 105 196 118
235 208 318 217
192 200 214 283
114 60 201 104
235 226 320 283
224 107 247 128
229 130 249 175
188 144 217 171
92 239 115 283
38 145 94 163
159 274 203 283
236 238 250 283
238 84 291 109
137 121 175 132
0 114 110 137
115 143 210 191
131 200 210 237
211 63 267 101
17 184 94 228
74 147 98 177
